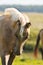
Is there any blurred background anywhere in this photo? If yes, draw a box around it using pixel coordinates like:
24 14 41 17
0 0 43 65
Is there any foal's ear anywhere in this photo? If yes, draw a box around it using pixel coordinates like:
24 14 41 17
17 20 21 26
25 22 31 28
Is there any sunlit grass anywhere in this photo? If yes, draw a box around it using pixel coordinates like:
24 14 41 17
12 53 43 65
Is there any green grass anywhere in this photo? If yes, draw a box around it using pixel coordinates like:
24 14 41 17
12 53 43 65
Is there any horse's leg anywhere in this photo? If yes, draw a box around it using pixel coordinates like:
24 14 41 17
5 55 10 65
40 48 43 60
41 40 43 60
41 48 43 60
8 51 15 65
1 56 6 65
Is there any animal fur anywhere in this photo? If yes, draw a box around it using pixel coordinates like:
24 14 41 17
0 8 31 65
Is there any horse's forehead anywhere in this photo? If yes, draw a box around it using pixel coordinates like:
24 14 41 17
20 16 29 26
21 15 30 26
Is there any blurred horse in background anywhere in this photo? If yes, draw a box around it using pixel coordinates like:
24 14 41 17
34 29 43 59
0 8 31 65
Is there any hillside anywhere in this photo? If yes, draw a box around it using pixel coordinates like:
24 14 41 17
0 5 43 13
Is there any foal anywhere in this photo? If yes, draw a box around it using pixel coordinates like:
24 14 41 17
0 8 31 65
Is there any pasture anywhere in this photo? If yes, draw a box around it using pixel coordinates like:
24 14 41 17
0 12 43 65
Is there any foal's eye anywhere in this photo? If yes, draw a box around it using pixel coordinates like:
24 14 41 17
25 22 31 28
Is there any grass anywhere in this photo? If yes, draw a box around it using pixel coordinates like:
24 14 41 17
13 57 43 65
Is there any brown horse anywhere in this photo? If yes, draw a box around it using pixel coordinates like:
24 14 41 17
0 8 31 65
34 29 43 59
